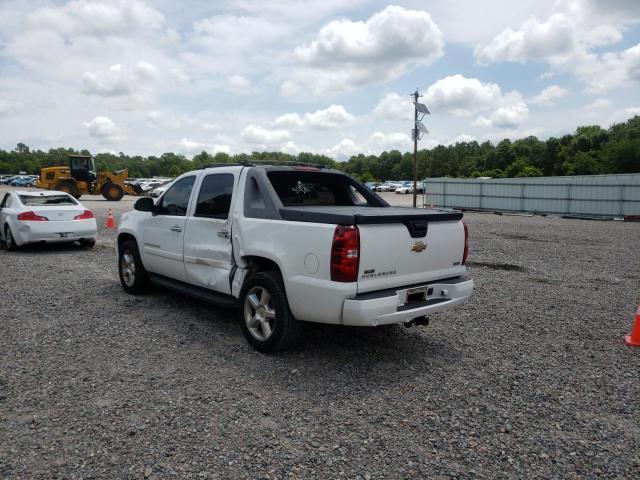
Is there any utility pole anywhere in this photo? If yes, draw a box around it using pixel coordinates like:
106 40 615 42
412 90 419 208
411 89 429 208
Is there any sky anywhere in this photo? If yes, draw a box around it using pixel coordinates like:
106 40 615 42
0 0 639 160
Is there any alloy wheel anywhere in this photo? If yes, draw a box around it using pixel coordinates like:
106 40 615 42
120 250 136 287
244 286 276 341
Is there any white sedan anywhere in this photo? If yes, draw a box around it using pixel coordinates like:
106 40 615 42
0 190 97 250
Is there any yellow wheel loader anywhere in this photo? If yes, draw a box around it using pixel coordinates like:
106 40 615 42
36 155 142 201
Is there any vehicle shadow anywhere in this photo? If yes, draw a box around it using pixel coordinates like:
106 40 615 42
134 284 459 391
2 241 92 254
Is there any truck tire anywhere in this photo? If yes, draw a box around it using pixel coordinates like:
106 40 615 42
55 180 79 198
239 271 302 353
118 240 151 294
102 182 124 201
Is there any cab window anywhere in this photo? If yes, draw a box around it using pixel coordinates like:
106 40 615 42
157 176 195 216
195 174 234 219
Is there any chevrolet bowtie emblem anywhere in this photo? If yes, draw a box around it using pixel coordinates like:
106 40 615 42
411 241 427 252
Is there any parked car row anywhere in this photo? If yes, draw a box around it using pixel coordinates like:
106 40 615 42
126 177 174 193
365 181 425 194
0 175 39 187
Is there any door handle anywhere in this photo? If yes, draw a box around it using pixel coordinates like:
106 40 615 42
169 225 182 232
217 231 230 239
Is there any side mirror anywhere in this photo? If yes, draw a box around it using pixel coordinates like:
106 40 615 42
134 197 155 213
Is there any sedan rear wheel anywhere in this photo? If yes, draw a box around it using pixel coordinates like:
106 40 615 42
4 225 17 251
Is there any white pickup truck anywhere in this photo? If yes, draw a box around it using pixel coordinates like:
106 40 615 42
116 164 473 352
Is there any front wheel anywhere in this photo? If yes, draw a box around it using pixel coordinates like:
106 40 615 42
102 182 124 201
118 240 150 294
239 271 301 353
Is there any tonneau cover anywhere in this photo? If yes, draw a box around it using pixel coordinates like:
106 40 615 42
279 206 463 225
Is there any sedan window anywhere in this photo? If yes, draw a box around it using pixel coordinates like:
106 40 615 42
19 194 77 206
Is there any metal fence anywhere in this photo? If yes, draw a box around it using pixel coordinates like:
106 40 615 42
423 173 640 217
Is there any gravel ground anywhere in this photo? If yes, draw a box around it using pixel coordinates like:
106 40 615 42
1 186 640 479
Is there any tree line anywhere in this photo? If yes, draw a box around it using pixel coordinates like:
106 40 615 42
1 116 638 181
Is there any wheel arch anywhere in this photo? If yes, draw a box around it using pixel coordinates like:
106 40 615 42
117 232 138 255
242 255 283 277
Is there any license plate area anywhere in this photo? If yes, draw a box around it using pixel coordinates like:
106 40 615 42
57 232 71 238
406 286 434 304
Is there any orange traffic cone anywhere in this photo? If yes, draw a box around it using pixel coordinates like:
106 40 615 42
624 305 640 347
105 208 116 229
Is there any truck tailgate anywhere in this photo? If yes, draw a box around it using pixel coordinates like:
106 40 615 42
357 219 466 293
279 205 467 293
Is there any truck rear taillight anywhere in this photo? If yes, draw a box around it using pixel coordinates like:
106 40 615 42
17 211 48 221
74 210 94 220
331 225 360 282
462 222 469 265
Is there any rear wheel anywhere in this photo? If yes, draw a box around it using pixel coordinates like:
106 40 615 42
80 239 95 248
239 271 302 353
118 240 150 294
55 180 79 198
102 182 124 201
4 225 18 251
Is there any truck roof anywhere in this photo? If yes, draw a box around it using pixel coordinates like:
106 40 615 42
198 163 345 176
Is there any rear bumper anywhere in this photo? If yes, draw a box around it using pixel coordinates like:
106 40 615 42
342 277 473 327
13 219 97 245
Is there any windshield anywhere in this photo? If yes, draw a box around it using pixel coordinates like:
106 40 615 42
19 194 77 206
266 171 383 207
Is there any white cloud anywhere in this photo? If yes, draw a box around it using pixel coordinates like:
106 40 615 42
450 134 477 144
284 6 444 95
325 138 362 159
226 75 258 95
368 132 411 151
325 131 412 160
578 43 640 92
423 75 503 116
304 104 354 129
488 101 530 127
274 113 305 131
241 125 291 145
273 105 354 130
473 3 639 93
530 85 568 106
373 93 414 121
146 111 195 130
475 14 577 64
177 138 230 155
625 106 640 116
28 0 165 38
82 62 159 98
582 97 612 113
473 92 529 128
85 116 126 144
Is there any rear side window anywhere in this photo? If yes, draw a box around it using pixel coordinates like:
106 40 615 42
157 176 195 216
267 171 376 207
19 194 76 206
195 174 234 219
